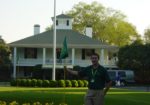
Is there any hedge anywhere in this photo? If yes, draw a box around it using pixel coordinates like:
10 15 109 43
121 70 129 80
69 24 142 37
10 79 88 88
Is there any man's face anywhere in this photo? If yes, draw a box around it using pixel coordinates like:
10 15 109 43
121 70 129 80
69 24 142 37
91 55 99 65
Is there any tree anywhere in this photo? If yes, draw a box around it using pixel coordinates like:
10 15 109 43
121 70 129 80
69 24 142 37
118 43 150 83
65 1 139 46
0 36 11 69
144 27 150 43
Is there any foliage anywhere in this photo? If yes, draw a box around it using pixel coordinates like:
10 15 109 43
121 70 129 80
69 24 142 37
37 80 43 87
42 80 50 87
77 80 84 87
83 80 88 87
0 37 11 69
26 79 32 87
65 1 139 46
65 80 72 87
31 79 37 87
49 80 57 87
118 43 150 83
71 80 78 87
58 80 66 87
10 79 89 88
144 27 150 43
20 79 27 86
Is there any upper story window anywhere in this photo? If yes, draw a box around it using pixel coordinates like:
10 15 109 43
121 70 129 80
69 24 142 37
24 48 37 59
66 20 69 26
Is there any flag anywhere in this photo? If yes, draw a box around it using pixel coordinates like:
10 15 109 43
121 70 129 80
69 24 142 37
60 36 68 59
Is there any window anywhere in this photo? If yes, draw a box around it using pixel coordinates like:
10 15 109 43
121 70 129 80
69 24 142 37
66 20 69 26
108 71 116 80
24 48 37 59
56 20 58 26
56 48 61 59
118 71 126 77
82 49 85 60
81 49 95 60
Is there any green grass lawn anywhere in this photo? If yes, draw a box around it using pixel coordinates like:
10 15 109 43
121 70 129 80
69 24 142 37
0 87 150 105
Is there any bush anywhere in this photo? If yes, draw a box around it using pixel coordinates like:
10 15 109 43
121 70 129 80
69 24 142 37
49 80 57 87
78 80 84 87
26 79 32 87
10 79 17 86
16 79 21 86
65 80 72 87
43 80 50 87
37 79 43 87
31 79 37 87
58 80 66 87
83 80 88 87
20 79 27 86
71 80 78 87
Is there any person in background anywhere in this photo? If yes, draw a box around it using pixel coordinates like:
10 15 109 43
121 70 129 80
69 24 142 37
66 53 112 105
115 72 121 86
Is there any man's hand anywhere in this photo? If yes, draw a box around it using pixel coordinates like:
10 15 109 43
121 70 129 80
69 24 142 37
66 68 78 76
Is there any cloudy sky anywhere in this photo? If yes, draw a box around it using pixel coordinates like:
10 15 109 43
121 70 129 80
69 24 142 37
0 0 150 43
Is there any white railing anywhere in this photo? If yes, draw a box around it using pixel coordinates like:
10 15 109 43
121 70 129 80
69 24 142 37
14 58 72 66
13 58 117 67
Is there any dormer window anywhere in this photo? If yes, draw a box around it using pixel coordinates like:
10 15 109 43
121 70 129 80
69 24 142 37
52 14 72 29
67 20 69 26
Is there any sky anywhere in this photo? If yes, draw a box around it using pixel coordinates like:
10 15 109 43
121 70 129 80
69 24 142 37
0 0 150 43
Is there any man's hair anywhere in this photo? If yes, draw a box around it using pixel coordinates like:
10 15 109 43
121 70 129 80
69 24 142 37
91 53 99 59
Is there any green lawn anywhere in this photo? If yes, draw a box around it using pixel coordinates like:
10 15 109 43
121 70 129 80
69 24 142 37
0 87 150 105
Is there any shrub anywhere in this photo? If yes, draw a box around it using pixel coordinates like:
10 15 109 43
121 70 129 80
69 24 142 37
10 79 17 86
43 80 50 87
26 79 32 87
49 80 57 87
0 100 6 105
65 80 72 87
31 79 37 87
83 80 88 87
58 80 66 87
37 79 43 87
20 79 27 86
78 80 84 87
71 80 78 87
16 79 21 86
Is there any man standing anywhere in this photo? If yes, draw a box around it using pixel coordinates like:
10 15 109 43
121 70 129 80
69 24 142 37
66 53 112 105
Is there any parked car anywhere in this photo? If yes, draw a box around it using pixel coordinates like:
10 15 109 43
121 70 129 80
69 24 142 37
107 69 135 86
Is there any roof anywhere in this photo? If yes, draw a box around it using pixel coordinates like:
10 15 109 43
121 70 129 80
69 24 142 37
9 29 117 49
51 14 72 19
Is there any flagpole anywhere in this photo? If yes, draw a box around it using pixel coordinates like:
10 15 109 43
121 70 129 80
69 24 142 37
52 0 56 80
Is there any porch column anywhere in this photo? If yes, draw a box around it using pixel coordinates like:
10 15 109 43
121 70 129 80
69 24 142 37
72 48 75 65
100 49 105 65
13 47 17 79
43 48 46 65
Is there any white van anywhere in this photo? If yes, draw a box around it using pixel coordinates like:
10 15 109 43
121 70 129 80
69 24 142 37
107 70 135 86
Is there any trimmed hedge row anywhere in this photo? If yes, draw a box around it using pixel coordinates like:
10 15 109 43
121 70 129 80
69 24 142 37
10 79 88 87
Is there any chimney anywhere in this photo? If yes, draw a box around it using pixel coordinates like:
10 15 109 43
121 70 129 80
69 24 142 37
85 26 92 38
34 24 40 35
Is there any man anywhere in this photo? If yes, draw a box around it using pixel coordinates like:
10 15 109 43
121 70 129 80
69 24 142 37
66 53 112 105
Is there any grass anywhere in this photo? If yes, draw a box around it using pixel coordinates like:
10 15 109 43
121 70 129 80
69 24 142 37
0 87 150 105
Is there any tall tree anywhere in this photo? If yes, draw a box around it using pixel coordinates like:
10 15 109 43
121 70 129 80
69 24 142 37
144 27 150 43
118 43 150 83
0 36 11 69
66 1 139 46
